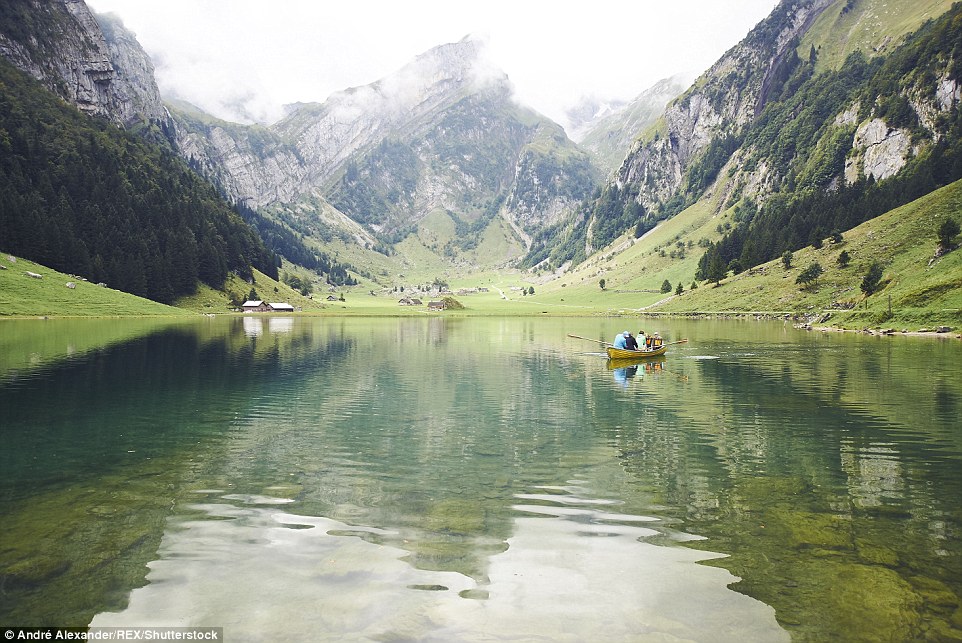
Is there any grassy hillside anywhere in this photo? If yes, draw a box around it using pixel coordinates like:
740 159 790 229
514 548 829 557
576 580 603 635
173 268 325 314
649 178 962 329
800 0 954 72
0 253 189 317
518 172 960 331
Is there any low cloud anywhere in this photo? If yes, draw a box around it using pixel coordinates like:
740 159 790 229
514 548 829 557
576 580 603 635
87 0 779 129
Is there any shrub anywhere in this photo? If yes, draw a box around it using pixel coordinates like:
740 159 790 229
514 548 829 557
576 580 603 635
938 217 960 248
860 262 884 295
796 262 823 289
782 250 794 270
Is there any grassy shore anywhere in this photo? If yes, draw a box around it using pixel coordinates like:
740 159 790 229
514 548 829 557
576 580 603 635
0 254 189 318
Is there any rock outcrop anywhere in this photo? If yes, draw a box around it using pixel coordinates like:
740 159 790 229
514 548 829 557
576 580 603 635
845 118 911 182
170 37 599 242
613 0 835 213
576 75 689 174
0 0 166 128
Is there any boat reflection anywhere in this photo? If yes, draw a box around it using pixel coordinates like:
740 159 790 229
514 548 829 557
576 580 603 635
609 357 666 387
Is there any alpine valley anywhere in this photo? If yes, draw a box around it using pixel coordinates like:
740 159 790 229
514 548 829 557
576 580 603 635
1 0 961 329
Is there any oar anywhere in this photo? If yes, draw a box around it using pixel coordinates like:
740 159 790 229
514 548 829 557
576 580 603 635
568 335 689 347
567 333 611 346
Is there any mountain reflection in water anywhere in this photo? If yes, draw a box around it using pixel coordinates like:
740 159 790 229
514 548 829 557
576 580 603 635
0 316 959 641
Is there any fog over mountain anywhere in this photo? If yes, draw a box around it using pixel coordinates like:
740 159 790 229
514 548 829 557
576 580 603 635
85 0 780 133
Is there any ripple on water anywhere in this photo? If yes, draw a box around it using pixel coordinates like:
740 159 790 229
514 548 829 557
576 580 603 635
90 493 787 642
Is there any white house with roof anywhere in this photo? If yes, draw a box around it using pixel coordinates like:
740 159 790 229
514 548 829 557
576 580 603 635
241 301 295 312
242 300 269 312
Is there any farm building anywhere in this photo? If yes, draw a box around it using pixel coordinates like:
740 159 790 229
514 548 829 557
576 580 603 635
242 300 270 312
242 301 295 312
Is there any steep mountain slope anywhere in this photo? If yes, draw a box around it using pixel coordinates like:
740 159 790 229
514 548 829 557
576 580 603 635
0 57 278 302
532 0 958 273
166 38 601 272
0 2 281 304
800 0 953 72
575 75 690 174
696 0 962 279
0 0 167 128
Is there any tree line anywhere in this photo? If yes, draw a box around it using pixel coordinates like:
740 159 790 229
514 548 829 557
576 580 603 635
697 4 962 281
0 58 278 303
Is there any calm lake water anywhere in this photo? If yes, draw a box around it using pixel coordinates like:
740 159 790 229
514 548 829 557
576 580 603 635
1 316 960 641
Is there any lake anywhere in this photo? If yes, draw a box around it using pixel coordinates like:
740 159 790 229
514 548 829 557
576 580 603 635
1 316 960 641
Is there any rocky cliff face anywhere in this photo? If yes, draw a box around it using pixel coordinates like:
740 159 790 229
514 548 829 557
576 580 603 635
614 0 834 213
95 12 167 126
0 0 114 118
169 105 307 208
0 0 166 128
171 37 599 247
576 75 689 174
168 39 510 212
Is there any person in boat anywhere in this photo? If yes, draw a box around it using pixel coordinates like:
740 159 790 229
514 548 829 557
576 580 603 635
612 331 629 349
624 331 638 350
637 330 648 350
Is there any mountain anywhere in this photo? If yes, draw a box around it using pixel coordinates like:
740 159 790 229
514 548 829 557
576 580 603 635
0 0 279 303
613 0 836 222
530 0 959 271
0 0 167 129
573 75 691 174
163 38 601 272
514 0 960 331
694 0 962 280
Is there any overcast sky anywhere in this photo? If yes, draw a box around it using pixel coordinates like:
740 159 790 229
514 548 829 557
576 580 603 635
86 0 780 130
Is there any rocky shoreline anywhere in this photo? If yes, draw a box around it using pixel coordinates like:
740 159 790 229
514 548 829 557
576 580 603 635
639 311 960 339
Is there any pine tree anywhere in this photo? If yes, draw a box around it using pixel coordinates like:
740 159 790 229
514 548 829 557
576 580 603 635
796 262 823 289
860 262 884 295
938 217 960 248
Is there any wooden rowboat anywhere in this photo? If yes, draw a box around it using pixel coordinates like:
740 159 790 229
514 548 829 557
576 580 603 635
606 345 668 359
566 334 686 359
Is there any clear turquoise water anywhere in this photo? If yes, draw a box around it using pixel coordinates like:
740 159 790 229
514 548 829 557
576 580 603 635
1 317 959 641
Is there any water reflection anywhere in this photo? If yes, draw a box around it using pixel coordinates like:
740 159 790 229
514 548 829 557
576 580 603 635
0 317 959 641
92 489 786 642
242 315 295 337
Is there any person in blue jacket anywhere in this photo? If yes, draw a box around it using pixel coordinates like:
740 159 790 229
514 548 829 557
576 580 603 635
612 331 629 349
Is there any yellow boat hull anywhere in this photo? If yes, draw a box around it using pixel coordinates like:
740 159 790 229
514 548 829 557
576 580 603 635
606 345 667 359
